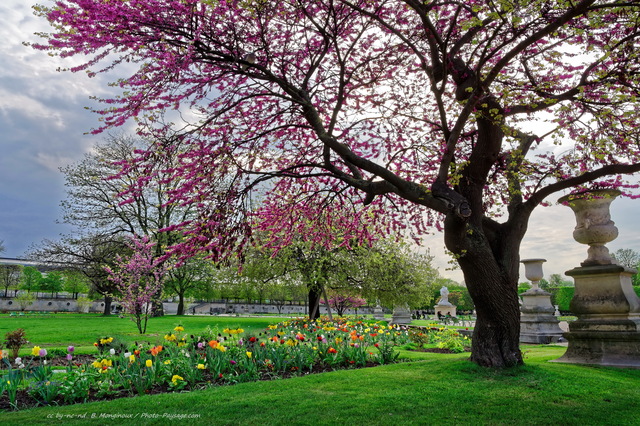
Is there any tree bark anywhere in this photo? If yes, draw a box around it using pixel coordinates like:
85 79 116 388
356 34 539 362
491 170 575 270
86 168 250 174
308 285 321 320
177 292 185 316
152 299 164 317
464 262 522 367
444 216 524 368
102 295 112 316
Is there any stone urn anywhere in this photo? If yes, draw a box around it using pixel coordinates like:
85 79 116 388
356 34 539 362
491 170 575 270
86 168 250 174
521 258 546 292
558 189 620 266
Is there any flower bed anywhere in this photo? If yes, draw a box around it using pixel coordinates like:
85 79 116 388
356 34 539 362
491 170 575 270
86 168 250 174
0 318 409 411
405 326 472 353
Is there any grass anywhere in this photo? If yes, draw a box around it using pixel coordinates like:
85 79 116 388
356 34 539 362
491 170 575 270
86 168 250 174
3 345 640 425
3 315 640 425
0 313 287 355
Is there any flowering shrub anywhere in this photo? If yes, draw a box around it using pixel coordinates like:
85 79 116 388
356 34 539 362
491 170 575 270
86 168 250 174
0 318 410 410
3 329 29 359
407 326 471 353
433 328 471 353
104 236 166 334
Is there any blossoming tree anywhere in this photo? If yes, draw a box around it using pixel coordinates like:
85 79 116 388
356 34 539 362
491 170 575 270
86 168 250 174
105 236 166 334
34 1 640 367
324 294 367 317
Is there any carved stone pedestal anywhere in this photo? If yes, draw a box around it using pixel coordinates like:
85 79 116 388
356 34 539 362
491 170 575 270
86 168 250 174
519 258 564 344
391 305 412 325
433 304 457 319
552 265 640 367
520 288 564 344
372 304 385 321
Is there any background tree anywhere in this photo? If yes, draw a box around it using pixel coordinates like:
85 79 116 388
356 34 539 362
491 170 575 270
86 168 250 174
537 278 550 291
19 266 42 296
229 241 335 318
62 270 90 299
548 274 573 288
59 134 191 250
352 242 440 310
612 249 640 269
33 134 195 315
39 271 64 298
35 0 640 367
31 235 128 315
0 264 22 297
15 292 35 312
263 280 305 315
164 257 214 315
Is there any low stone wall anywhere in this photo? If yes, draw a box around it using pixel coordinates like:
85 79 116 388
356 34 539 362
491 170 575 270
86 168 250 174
0 297 374 316
189 302 374 316
0 297 88 313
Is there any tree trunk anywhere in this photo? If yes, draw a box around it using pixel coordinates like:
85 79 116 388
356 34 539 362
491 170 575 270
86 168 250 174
445 216 524 368
103 295 112 315
463 262 522 367
308 285 321 320
152 299 164 317
177 292 185 316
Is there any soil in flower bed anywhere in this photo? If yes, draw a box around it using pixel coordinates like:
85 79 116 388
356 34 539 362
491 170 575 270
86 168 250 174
25 354 98 367
0 382 172 412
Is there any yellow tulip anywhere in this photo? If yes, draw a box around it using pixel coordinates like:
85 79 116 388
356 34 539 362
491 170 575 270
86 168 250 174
146 359 153 367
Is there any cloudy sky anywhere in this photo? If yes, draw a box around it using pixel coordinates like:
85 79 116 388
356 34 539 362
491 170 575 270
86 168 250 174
1 1 639 283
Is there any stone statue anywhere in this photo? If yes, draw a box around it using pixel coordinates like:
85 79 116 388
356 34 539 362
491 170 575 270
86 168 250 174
439 286 451 306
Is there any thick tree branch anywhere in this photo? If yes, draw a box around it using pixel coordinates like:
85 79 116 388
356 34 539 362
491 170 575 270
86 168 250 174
525 163 640 210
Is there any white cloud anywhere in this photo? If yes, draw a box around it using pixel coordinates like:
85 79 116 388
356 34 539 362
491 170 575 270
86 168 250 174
0 88 66 129
34 151 76 173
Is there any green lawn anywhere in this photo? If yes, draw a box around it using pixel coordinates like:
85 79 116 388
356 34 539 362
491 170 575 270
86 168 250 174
0 313 287 355
3 314 640 425
3 345 640 425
